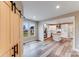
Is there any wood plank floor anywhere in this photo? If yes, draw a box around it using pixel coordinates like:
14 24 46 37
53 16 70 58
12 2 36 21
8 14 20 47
23 40 79 57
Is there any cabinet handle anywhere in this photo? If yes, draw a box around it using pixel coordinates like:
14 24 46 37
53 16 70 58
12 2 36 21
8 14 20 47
11 44 18 57
12 46 16 57
15 44 18 54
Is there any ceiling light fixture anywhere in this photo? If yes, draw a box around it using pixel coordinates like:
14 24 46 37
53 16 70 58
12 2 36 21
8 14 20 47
33 16 36 19
56 5 60 9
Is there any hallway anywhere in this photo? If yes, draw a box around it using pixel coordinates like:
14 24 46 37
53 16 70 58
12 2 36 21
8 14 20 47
23 39 79 57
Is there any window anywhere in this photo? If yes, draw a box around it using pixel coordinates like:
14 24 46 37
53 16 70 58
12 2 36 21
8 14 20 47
23 21 29 37
23 21 35 37
29 22 35 36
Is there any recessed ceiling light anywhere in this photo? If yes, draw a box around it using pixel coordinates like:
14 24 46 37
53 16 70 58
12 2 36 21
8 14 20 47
33 16 36 19
56 5 60 9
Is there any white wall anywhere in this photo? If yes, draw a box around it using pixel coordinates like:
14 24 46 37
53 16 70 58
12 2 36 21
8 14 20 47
38 16 75 41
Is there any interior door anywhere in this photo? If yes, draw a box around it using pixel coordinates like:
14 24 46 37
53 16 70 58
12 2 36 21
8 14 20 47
13 11 20 45
0 2 11 56
0 1 22 57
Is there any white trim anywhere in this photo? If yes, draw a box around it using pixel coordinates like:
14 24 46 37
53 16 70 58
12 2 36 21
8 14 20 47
72 16 79 53
72 16 76 51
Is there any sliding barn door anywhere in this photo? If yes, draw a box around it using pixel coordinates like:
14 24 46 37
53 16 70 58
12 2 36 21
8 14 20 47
0 1 23 57
0 2 11 56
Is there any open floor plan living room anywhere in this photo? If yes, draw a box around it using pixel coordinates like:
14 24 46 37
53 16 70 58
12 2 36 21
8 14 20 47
0 1 79 57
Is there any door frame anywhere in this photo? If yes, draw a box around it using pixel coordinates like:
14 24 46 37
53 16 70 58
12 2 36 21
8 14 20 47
72 16 76 51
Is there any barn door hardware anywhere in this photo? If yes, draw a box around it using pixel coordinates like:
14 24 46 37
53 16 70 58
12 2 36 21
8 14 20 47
10 1 14 11
13 3 16 13
10 1 23 17
19 10 21 18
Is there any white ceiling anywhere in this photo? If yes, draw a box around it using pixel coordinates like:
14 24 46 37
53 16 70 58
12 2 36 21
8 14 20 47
22 1 79 21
